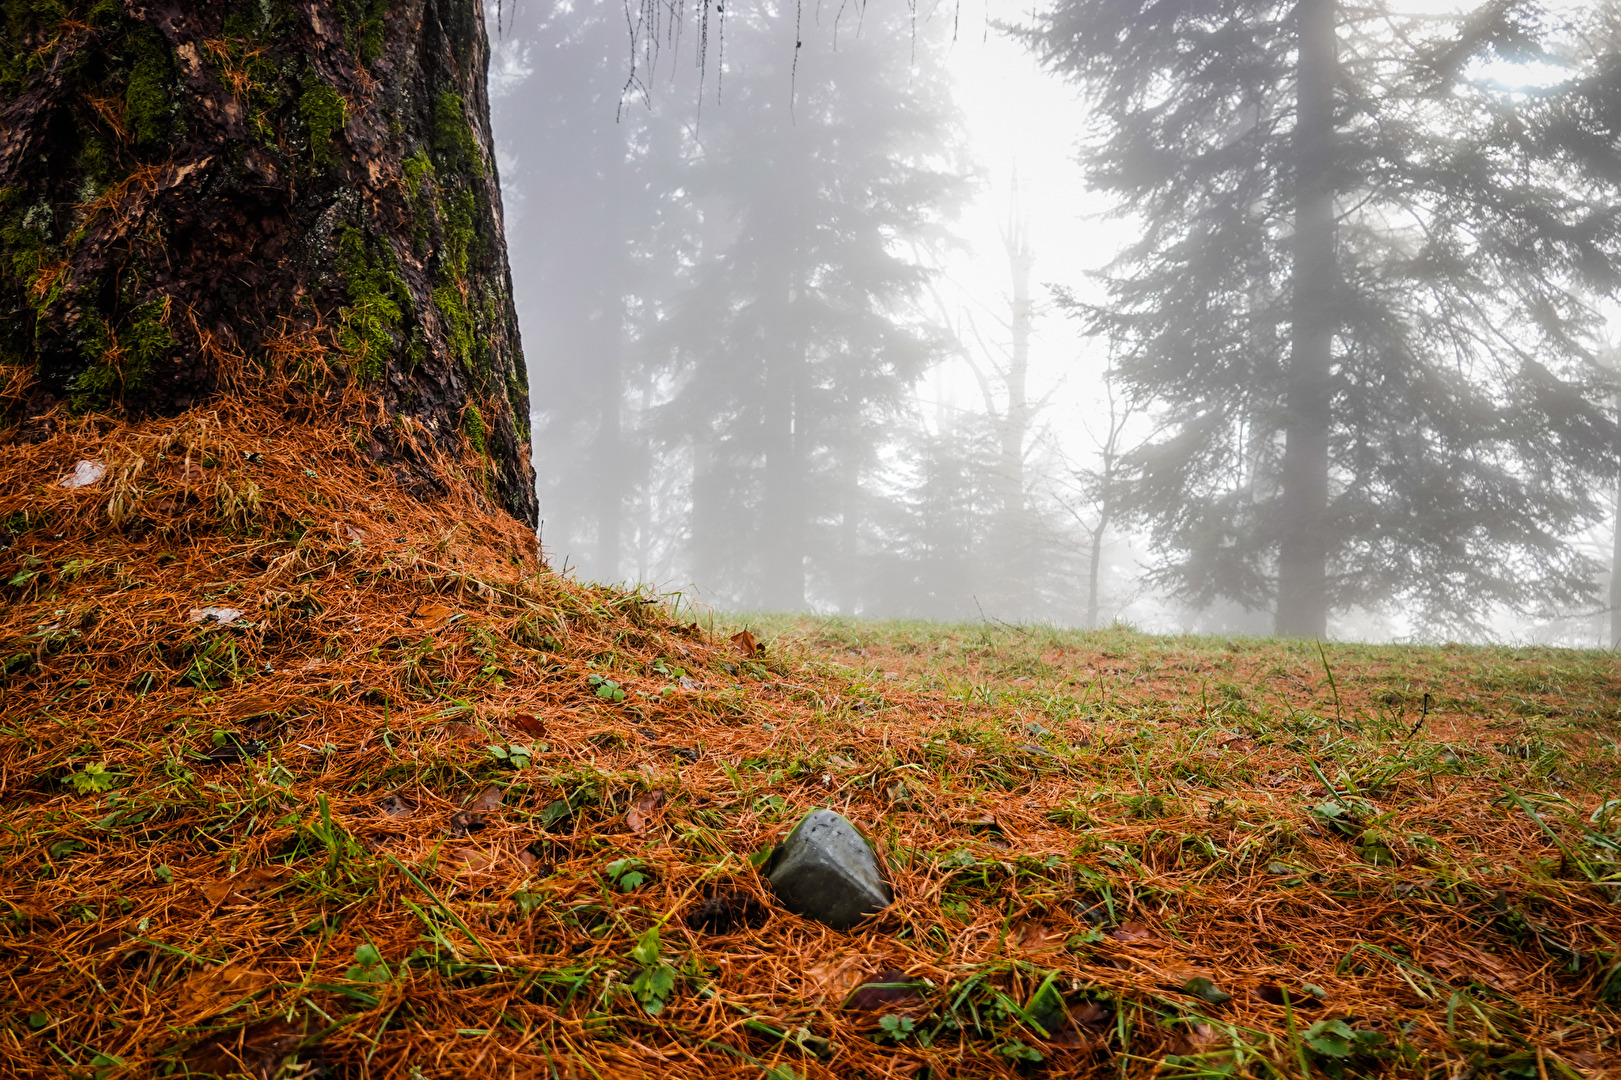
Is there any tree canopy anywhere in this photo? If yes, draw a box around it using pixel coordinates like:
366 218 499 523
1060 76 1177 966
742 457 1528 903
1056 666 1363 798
1025 0 1621 634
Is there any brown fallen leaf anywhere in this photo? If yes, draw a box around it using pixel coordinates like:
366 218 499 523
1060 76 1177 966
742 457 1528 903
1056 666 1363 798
183 1016 311 1079
447 811 485 838
1251 983 1323 1008
451 847 498 871
510 712 547 738
225 695 282 720
176 964 274 1019
412 602 456 627
1429 947 1526 991
804 956 869 1003
1166 1021 1220 1056
377 792 413 818
845 969 925 1011
1110 922 1158 944
344 525 369 542
1011 921 1061 951
1071 1000 1114 1029
469 784 504 813
201 866 291 906
627 789 666 834
730 629 758 657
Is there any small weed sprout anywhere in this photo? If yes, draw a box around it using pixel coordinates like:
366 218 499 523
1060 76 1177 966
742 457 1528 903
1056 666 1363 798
345 941 392 984
604 857 648 891
876 1015 915 1043
487 744 533 769
68 762 114 795
588 674 626 702
630 925 676 1015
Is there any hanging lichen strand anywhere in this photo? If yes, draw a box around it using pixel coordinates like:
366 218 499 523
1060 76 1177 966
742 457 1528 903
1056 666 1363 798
0 0 537 526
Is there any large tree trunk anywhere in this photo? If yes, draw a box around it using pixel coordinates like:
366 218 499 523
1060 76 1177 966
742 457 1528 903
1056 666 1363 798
1276 0 1337 638
0 0 536 526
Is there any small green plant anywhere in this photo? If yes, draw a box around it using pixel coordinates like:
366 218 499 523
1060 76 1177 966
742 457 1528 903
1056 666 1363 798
487 744 533 769
588 674 626 702
630 925 676 1015
1309 797 1376 839
1301 1018 1389 1078
876 1014 915 1043
68 762 114 795
345 941 392 984
996 1039 1043 1063
604 857 648 891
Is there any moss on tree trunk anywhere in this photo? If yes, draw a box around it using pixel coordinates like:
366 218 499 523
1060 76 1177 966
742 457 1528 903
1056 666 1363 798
0 0 537 526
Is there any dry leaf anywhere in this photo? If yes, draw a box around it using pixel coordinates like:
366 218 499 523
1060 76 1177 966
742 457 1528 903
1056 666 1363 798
201 866 290 905
413 603 456 627
1430 947 1525 991
451 847 497 871
344 525 369 542
189 606 245 625
730 629 758 656
226 695 282 720
1110 922 1158 944
378 792 413 818
1012 920 1060 951
176 963 274 1018
58 460 106 488
1251 982 1322 1008
846 969 924 1011
1167 1021 1220 1056
183 1016 310 1079
627 789 666 834
804 956 868 1002
510 712 548 738
469 784 504 813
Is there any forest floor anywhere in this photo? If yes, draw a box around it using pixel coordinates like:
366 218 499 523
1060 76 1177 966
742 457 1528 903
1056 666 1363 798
3 407 1620 1080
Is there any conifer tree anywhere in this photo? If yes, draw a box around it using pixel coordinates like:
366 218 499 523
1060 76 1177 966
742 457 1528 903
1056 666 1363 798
1025 0 1621 634
646 4 966 610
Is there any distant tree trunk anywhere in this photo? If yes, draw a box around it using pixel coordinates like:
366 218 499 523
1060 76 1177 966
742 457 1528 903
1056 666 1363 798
1085 509 1108 629
995 209 1035 611
593 142 630 579
0 0 536 525
760 279 806 610
1276 0 1337 637
1612 379 1621 648
596 334 623 579
1610 471 1621 648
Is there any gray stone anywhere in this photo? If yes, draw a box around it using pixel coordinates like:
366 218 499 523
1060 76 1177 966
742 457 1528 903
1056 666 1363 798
767 809 893 930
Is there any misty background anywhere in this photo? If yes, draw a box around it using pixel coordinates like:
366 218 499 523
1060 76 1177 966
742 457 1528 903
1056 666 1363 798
483 0 1621 646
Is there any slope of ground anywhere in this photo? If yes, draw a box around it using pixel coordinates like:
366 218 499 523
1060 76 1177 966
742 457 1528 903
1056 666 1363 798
2 408 1619 1079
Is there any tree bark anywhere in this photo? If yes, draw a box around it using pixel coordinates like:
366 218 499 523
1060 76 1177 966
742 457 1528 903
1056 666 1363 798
0 0 536 526
1276 0 1337 638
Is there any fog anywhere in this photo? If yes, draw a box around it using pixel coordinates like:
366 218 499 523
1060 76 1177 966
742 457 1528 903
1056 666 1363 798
486 0 1621 646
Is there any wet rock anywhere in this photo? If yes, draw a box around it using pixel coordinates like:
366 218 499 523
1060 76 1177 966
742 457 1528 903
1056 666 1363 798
766 809 892 930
